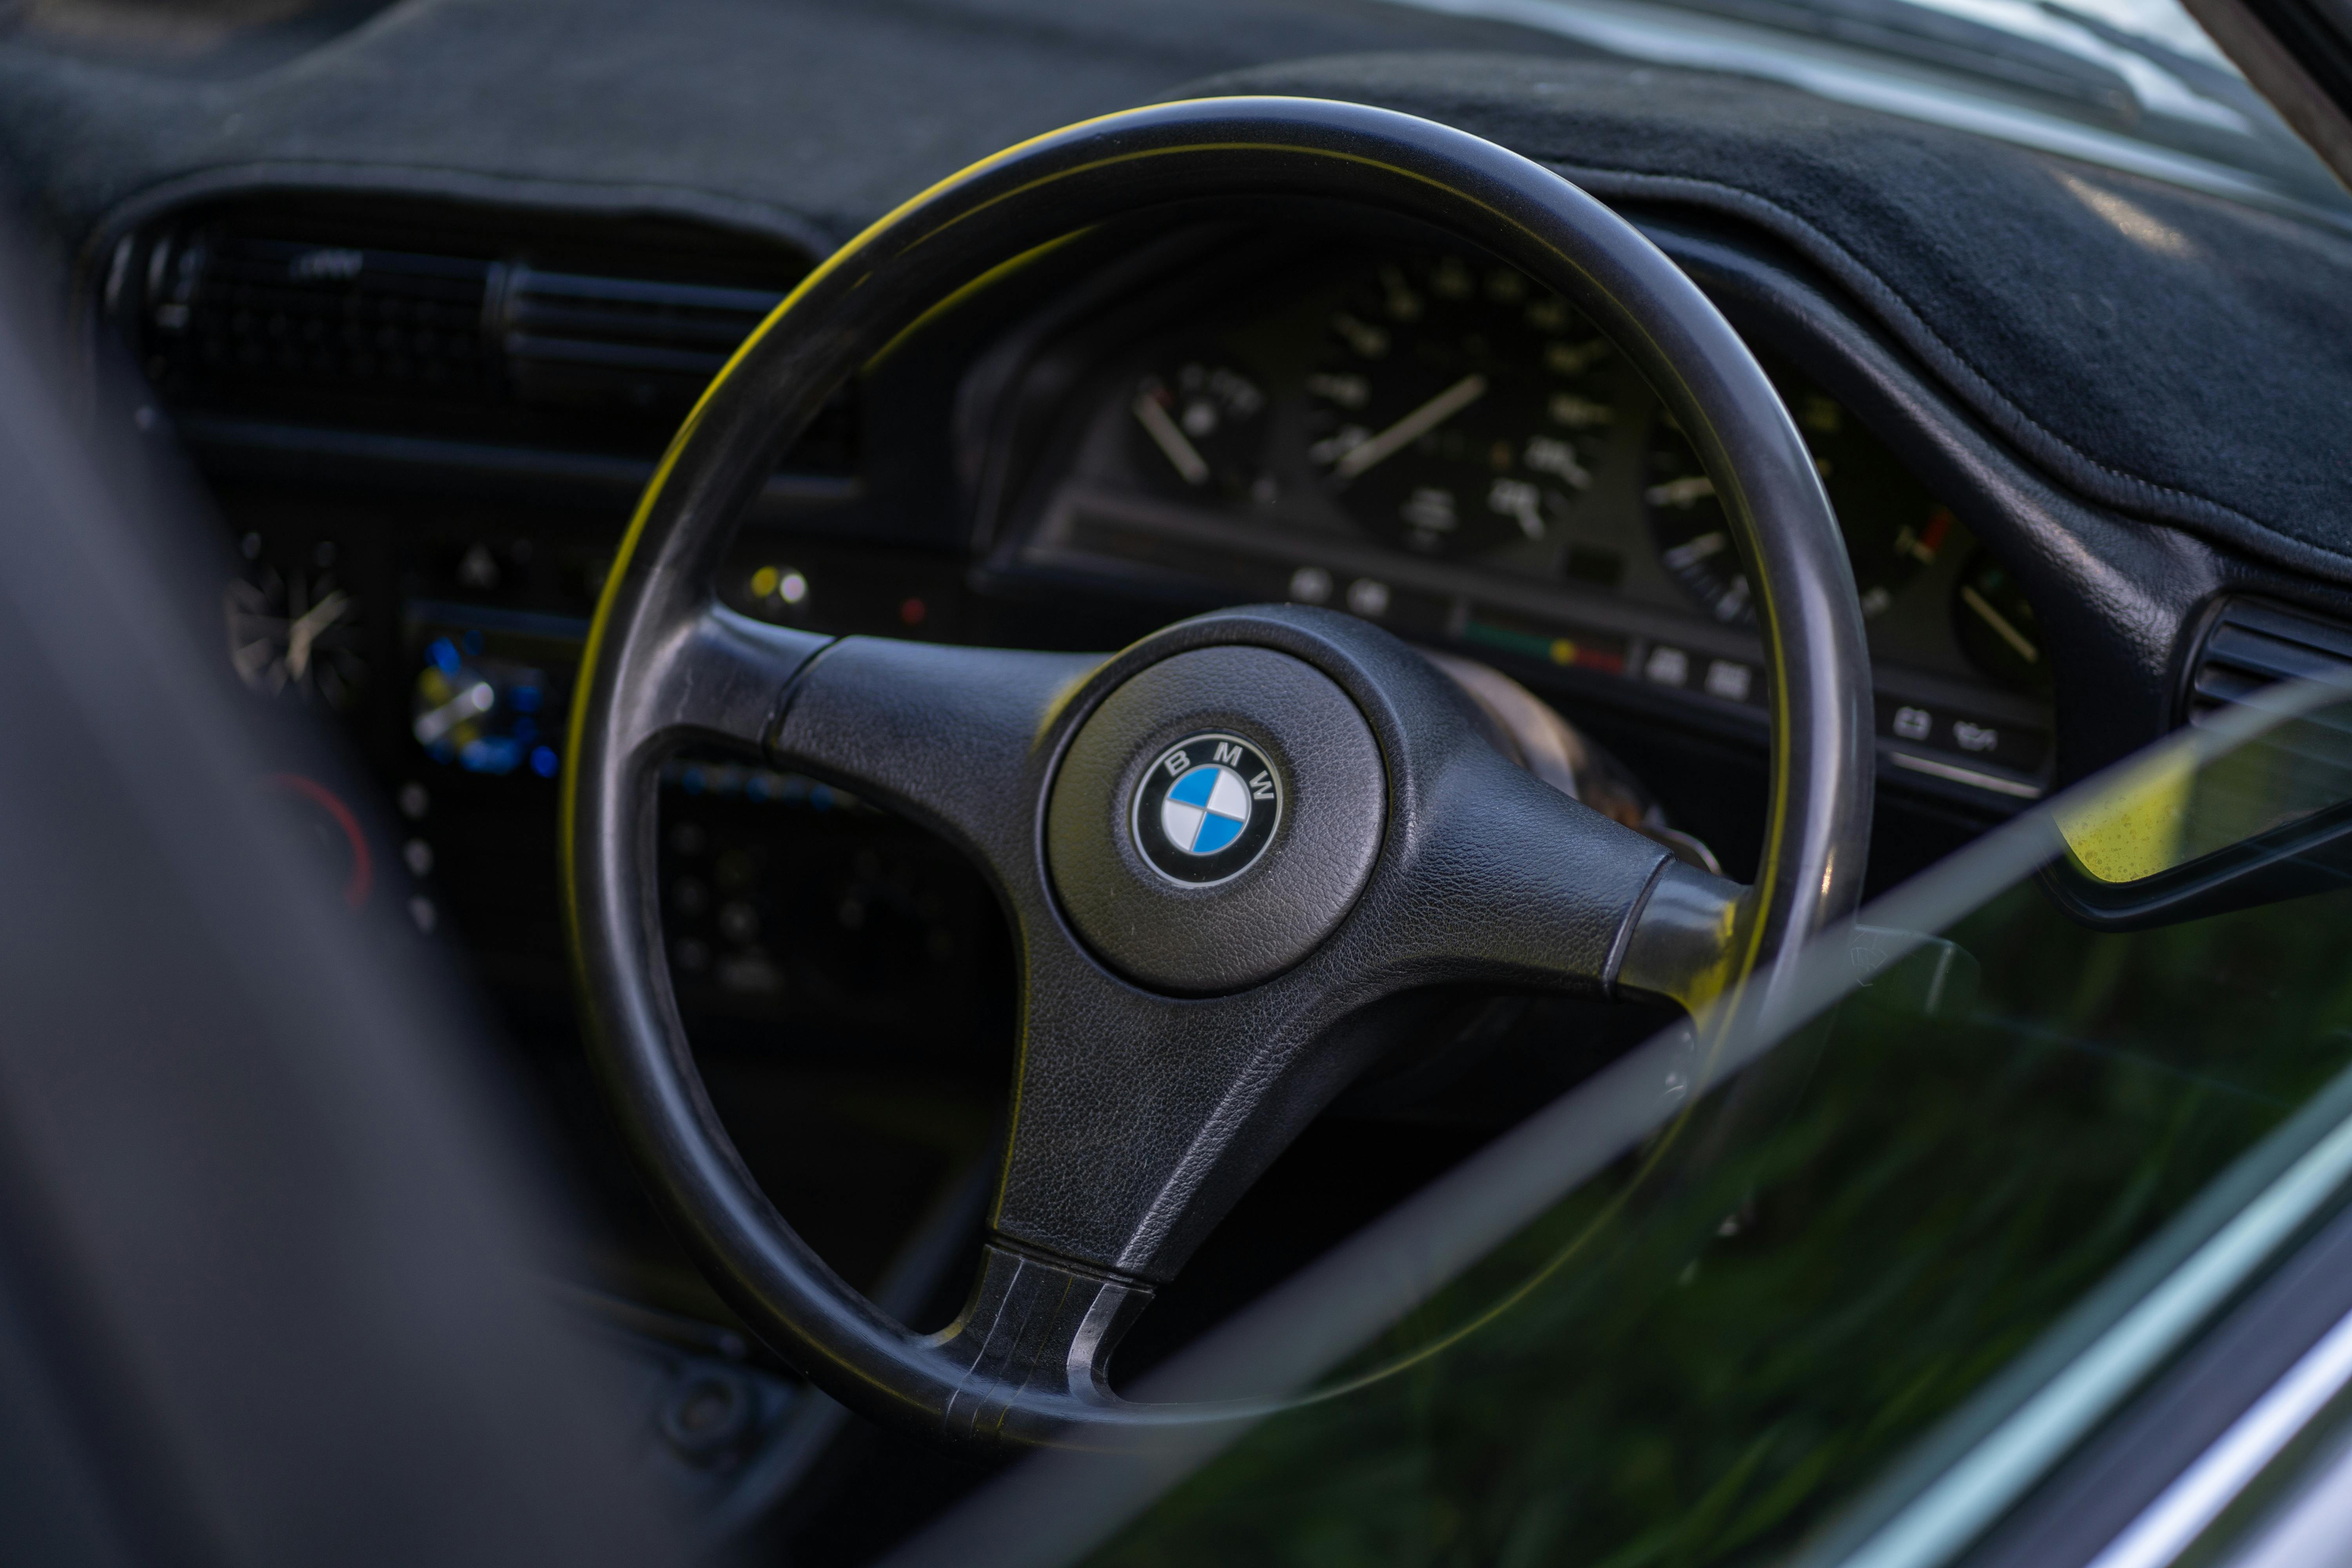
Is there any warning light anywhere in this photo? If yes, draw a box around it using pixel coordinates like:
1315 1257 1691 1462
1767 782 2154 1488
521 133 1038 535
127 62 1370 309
750 566 809 608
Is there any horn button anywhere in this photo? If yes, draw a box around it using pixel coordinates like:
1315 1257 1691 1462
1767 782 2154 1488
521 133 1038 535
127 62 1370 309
1046 645 1385 994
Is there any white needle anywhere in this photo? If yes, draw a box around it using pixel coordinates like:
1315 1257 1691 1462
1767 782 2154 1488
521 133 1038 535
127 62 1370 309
284 588 350 681
1131 393 1210 485
1961 583 2038 663
1332 372 1488 479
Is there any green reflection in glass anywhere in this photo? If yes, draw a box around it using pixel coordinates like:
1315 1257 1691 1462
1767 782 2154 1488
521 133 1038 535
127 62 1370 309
1089 880 2352 1568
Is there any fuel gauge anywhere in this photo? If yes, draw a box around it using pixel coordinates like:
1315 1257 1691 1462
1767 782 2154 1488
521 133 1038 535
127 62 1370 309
1127 359 1269 501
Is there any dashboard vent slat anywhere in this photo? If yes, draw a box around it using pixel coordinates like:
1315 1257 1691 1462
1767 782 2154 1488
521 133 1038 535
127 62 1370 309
501 265 784 397
2190 664 2274 710
2187 599 2352 727
2203 624 2352 685
506 268 783 317
501 333 735 377
2216 601 2352 662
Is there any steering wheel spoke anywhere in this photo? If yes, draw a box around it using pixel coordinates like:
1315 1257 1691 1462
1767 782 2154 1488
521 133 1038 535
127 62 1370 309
1356 742 1683 995
768 635 1103 885
1615 858 1752 1014
621 601 833 757
931 1241 1153 1437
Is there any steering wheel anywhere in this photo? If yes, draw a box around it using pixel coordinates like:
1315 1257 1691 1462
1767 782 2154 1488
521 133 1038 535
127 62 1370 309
562 98 1873 1450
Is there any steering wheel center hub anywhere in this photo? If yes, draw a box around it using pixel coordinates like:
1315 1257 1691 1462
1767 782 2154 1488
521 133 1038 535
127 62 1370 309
1047 643 1385 994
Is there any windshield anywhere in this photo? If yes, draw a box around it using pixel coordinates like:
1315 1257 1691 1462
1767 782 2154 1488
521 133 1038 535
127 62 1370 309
903 677 2352 1568
7 0 2343 222
1379 0 2348 221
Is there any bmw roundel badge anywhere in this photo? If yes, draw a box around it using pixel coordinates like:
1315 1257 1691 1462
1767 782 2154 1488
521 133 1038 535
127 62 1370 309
1131 732 1281 886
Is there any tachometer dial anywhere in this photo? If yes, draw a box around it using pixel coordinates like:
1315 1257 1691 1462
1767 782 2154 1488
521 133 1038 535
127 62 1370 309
1127 359 1270 500
1954 550 2049 694
1644 373 1951 626
1642 423 1753 625
1305 252 1619 559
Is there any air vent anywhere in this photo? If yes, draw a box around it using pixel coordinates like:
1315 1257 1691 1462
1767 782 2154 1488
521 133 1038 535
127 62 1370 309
124 207 848 474
147 234 495 398
501 266 784 411
2187 599 2352 725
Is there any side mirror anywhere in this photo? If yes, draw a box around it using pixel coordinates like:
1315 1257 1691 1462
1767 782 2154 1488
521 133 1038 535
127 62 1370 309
2042 682 2352 931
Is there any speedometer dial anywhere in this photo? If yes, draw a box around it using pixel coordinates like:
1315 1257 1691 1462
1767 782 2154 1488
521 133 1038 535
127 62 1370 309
1305 252 1621 561
1644 370 1951 626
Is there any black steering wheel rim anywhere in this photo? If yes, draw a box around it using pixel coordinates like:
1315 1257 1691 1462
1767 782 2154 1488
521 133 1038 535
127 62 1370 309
562 96 1873 1451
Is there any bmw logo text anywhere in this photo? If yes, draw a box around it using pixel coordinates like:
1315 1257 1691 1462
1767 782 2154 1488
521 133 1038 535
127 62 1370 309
1131 732 1281 886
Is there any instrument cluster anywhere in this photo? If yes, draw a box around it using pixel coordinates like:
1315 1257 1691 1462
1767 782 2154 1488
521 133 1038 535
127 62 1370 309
997 240 2055 802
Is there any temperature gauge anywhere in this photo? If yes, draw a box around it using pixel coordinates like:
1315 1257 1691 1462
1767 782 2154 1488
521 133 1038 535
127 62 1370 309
1954 550 2049 694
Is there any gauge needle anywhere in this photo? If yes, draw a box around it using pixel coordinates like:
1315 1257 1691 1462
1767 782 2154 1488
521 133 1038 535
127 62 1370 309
1960 583 2039 664
1332 373 1488 479
284 589 350 681
1132 392 1210 486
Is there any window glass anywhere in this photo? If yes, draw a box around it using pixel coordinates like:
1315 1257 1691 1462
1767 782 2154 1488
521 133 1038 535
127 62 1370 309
996 681 2352 1568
